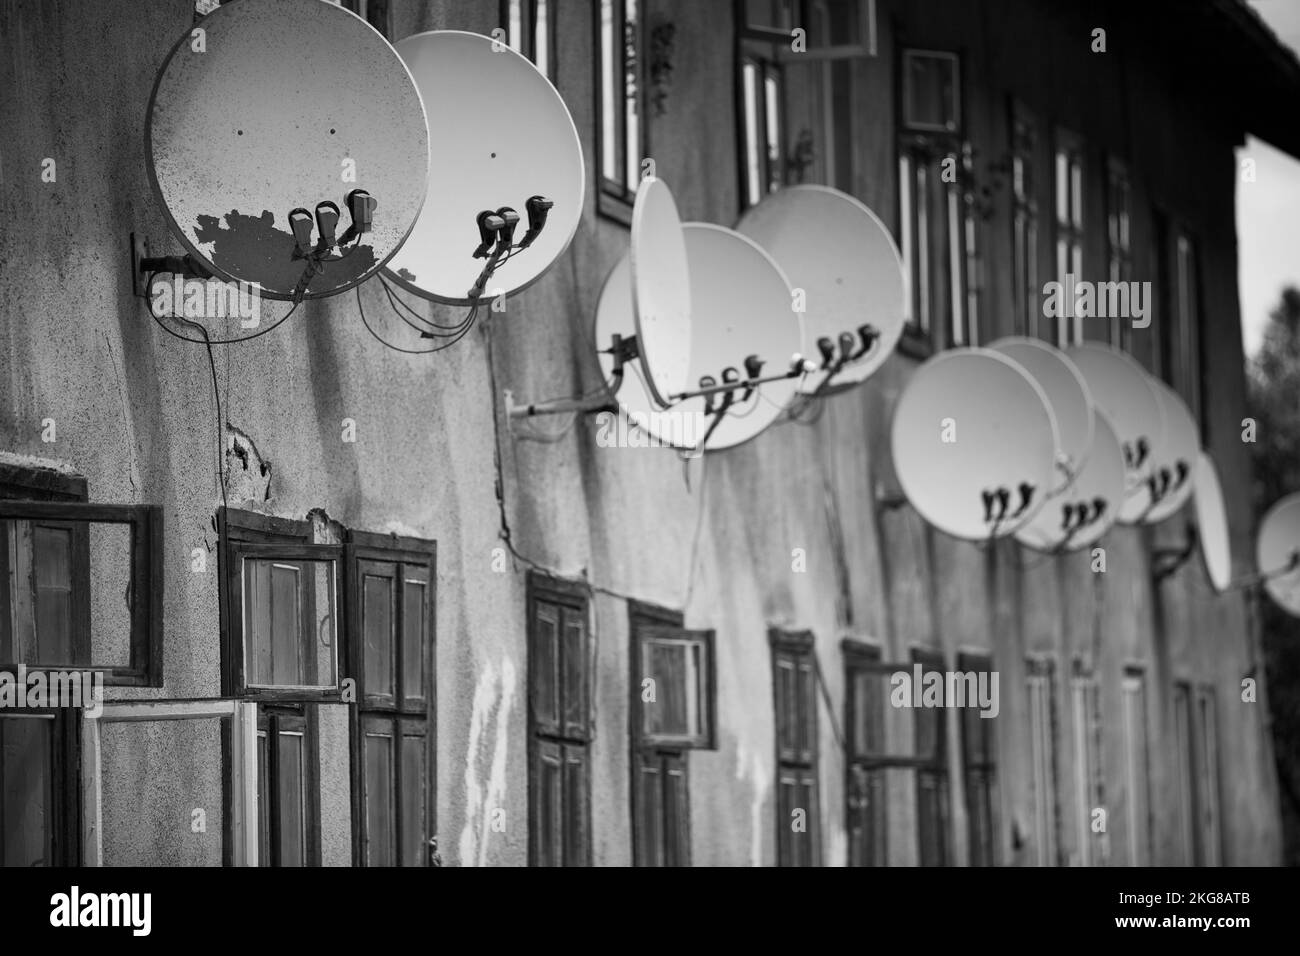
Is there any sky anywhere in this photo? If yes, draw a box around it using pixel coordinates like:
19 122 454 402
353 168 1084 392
1238 1 1300 358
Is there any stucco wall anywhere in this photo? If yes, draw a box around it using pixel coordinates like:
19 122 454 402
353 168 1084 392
0 0 1282 865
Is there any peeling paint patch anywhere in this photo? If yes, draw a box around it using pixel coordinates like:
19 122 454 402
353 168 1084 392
458 656 517 867
224 423 271 504
735 742 770 867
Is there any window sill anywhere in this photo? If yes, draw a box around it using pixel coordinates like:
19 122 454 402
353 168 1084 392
896 326 935 362
597 189 635 227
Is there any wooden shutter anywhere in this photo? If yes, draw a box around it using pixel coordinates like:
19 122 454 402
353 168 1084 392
663 751 690 867
398 718 428 867
561 605 588 740
532 738 563 867
563 743 590 866
635 749 665 867
400 565 431 712
359 560 397 708
531 601 561 737
360 714 397 867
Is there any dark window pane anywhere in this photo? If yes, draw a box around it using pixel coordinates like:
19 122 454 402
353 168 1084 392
32 525 73 663
364 730 395 866
401 578 425 703
0 717 53 867
363 572 395 701
270 564 302 686
400 732 426 867
277 730 305 867
646 641 686 736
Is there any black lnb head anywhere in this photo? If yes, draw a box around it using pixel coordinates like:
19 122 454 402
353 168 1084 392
473 210 506 259
346 189 376 233
743 354 765 380
837 331 856 361
722 366 741 384
855 324 880 358
495 207 521 247
817 336 836 368
288 207 314 258
519 195 554 249
314 201 341 253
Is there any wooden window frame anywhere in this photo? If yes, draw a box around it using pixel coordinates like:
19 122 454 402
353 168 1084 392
1121 665 1151 866
957 650 997 867
218 508 342 702
501 0 558 79
1053 126 1086 347
630 600 692 867
633 623 716 751
345 530 437 868
529 572 592 866
1105 156 1133 350
0 708 80 866
770 627 820 866
1027 655 1061 866
0 500 163 687
1010 99 1041 339
81 699 258 866
594 0 647 225
257 704 322 867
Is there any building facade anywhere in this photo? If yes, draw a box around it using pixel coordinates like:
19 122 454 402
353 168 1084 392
0 0 1295 866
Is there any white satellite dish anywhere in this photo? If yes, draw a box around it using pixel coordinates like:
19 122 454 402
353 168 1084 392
1065 343 1166 525
1015 410 1126 553
1141 381 1200 525
383 30 584 305
988 337 1094 495
145 0 429 299
630 178 693 407
1194 452 1232 592
594 223 803 451
735 185 904 394
891 348 1060 541
1256 493 1300 616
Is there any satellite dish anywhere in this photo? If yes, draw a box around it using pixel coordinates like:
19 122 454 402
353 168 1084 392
1014 410 1126 553
735 185 904 394
1194 452 1232 592
1064 344 1166 525
629 178 693 407
891 348 1060 541
146 0 429 299
1258 493 1300 615
594 223 803 451
988 337 1094 495
1140 381 1200 525
383 30 584 305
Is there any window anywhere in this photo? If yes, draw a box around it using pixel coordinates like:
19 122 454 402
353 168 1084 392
0 499 162 687
898 50 973 349
501 0 556 78
84 699 258 866
341 0 390 39
596 0 645 221
1121 668 1151 866
844 641 887 866
771 628 819 866
258 706 320 867
1070 663 1105 866
912 648 949 866
1173 232 1203 432
1175 682 1221 866
737 1 868 209
529 573 591 866
347 530 436 867
1106 158 1133 349
959 652 997 866
0 710 79 866
631 603 710 866
219 509 341 701
1053 128 1086 346
1010 101 1040 338
1027 657 1060 865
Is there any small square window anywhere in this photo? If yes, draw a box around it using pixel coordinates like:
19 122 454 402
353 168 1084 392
635 627 714 749
0 501 162 686
902 51 960 133
219 509 342 702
